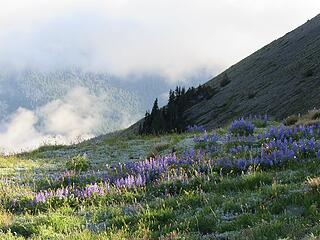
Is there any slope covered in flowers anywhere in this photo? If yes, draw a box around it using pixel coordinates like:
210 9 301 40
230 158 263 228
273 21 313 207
1 115 320 239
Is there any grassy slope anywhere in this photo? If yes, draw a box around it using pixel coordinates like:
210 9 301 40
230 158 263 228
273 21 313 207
184 14 320 129
1 120 320 239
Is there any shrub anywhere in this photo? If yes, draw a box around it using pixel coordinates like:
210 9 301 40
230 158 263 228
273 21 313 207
283 115 299 126
66 154 90 172
229 118 255 136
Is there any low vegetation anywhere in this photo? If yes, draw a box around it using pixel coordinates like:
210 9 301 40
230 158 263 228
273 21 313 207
66 154 91 172
1 114 320 239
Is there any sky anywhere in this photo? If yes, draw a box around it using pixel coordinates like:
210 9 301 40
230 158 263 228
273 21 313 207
0 0 320 81
0 0 320 153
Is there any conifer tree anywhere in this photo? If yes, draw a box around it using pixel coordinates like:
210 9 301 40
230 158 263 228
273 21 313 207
139 85 215 135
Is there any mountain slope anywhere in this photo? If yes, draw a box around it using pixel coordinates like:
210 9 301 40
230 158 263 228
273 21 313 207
7 111 320 239
176 14 320 129
0 70 143 134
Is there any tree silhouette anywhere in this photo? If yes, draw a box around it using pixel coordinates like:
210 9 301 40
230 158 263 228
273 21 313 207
139 85 216 135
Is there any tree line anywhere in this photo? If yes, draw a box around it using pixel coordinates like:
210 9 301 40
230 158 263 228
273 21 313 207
139 85 216 135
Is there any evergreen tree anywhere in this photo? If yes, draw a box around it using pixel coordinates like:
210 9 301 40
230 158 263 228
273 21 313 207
151 98 159 115
168 90 175 104
139 85 215 135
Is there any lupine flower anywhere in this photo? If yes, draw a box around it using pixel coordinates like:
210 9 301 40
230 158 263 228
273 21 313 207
187 125 206 133
30 121 320 207
229 118 255 136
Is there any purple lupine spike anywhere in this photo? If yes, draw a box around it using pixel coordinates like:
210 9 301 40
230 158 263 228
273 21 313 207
34 192 46 203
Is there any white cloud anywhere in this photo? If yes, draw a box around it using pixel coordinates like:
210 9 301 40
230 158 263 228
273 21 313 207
0 108 45 153
0 87 105 154
0 0 319 81
39 87 102 138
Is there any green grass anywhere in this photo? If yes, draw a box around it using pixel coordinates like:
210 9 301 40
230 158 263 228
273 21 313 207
1 160 320 239
1 122 320 239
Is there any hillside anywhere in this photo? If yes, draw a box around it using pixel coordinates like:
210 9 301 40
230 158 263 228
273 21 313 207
0 70 141 134
2 113 320 239
2 13 320 240
0 69 209 137
185 14 320 129
128 14 320 134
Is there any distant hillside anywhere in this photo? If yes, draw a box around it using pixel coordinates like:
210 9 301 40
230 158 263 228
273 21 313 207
0 69 210 134
0 70 142 133
129 14 320 134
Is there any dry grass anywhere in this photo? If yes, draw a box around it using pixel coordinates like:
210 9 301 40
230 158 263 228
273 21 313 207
283 115 299 126
306 177 320 191
283 109 320 126
308 109 320 120
146 142 171 159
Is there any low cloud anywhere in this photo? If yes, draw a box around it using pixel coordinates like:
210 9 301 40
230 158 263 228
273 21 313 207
0 87 111 154
0 1 319 81
39 87 103 138
0 108 45 153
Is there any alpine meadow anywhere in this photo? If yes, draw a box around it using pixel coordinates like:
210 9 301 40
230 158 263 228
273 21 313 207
1 1 320 240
